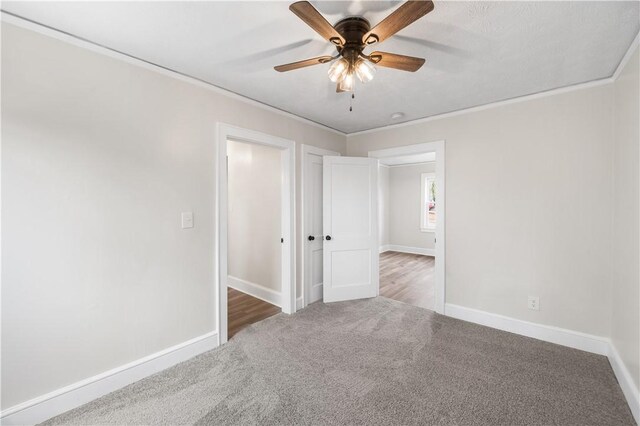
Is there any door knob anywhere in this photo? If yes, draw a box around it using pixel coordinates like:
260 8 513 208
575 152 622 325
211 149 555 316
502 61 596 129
325 235 332 241
308 235 315 241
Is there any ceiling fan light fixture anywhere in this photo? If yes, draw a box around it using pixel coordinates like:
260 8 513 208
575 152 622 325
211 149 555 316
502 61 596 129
328 58 349 83
355 59 376 83
275 1 432 95
338 73 354 92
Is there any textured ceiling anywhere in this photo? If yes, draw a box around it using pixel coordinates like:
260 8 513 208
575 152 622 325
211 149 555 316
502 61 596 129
3 1 639 133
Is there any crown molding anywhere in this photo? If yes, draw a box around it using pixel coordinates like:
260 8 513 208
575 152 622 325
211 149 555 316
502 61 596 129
612 31 640 81
2 11 637 139
346 77 613 137
0 11 346 137
347 30 639 138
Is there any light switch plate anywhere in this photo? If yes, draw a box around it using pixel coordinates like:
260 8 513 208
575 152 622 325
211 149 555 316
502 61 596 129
181 212 194 229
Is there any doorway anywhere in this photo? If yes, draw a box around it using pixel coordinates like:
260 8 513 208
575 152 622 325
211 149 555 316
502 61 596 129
226 139 282 338
378 157 437 310
300 143 443 310
369 141 446 314
216 124 295 344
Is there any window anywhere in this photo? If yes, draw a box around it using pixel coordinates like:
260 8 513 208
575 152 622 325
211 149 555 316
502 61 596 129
420 173 436 231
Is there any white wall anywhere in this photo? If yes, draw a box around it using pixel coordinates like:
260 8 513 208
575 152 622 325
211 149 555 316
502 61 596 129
1 23 346 411
612 46 639 391
227 140 281 292
348 82 615 338
378 165 390 247
388 163 436 251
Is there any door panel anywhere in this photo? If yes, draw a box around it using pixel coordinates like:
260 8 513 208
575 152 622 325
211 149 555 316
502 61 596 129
310 249 323 301
330 249 370 287
304 149 337 305
323 156 379 303
309 158 324 302
330 164 371 237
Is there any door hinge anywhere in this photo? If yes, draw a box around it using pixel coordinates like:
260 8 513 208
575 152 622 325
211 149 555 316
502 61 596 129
281 238 284 243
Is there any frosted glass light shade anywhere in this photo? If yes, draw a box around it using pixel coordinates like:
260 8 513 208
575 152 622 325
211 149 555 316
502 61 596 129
355 59 376 83
338 73 354 92
328 58 349 83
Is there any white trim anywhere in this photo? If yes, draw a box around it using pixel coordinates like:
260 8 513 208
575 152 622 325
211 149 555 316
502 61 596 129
0 331 219 425
384 245 435 257
300 144 340 308
348 32 638 138
608 343 640 424
4 13 637 139
217 124 296 345
0 12 344 137
369 141 446 315
444 303 639 423
444 304 609 355
296 296 304 310
347 80 614 137
379 244 392 253
369 142 444 159
612 32 640 81
387 161 436 168
228 276 282 307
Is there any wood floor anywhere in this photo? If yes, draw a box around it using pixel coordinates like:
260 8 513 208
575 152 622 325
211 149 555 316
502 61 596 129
228 252 433 337
379 251 435 310
228 288 280 338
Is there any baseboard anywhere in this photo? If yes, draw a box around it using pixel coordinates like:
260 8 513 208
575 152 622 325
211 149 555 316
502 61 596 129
608 343 640 424
228 276 282 307
0 331 219 425
296 296 303 310
444 304 640 421
444 303 609 355
385 245 435 257
379 244 391 253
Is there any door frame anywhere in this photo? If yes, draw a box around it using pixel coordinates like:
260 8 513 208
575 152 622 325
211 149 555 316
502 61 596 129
368 140 446 314
300 145 341 308
216 123 296 344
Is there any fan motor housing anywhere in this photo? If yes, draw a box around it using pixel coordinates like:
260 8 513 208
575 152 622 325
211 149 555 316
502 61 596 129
334 17 371 58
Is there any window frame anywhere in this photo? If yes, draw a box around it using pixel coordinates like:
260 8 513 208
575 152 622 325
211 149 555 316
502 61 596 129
420 172 436 232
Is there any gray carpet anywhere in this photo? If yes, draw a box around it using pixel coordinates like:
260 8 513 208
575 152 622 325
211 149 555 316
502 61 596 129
43 297 634 425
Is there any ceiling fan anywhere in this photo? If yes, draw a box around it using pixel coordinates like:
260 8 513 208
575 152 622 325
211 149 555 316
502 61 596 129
274 0 434 93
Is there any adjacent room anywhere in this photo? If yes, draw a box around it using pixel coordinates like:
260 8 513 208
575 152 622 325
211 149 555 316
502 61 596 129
378 152 439 310
226 139 283 338
1 1 639 425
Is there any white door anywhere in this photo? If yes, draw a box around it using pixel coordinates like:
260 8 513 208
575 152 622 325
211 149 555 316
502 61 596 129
303 147 339 305
323 156 379 303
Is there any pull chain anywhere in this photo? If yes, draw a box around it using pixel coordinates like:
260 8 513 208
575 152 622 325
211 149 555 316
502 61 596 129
349 93 355 112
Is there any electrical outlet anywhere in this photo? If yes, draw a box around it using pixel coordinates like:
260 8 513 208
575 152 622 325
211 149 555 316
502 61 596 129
528 296 540 311
181 212 194 229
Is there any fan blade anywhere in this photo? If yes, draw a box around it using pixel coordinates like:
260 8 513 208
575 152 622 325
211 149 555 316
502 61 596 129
363 1 434 45
290 1 345 46
274 56 334 72
368 51 425 72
